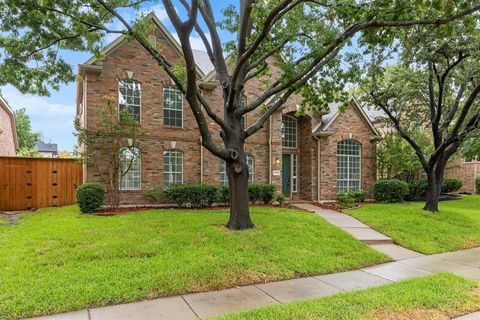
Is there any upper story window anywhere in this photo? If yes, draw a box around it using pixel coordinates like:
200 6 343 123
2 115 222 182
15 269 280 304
246 154 254 183
220 160 228 185
163 87 183 127
119 147 141 190
118 80 141 122
282 115 298 148
163 149 183 188
337 140 361 193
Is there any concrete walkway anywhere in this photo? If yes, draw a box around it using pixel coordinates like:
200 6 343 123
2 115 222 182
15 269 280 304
293 203 423 261
27 247 480 320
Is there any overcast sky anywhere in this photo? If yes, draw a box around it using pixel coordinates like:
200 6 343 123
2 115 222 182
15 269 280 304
1 1 235 152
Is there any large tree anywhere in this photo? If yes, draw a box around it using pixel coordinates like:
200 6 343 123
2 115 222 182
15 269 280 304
360 18 480 212
2 1 480 228
13 108 41 151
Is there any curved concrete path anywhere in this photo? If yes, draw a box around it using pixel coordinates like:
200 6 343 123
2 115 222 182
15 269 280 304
293 203 423 261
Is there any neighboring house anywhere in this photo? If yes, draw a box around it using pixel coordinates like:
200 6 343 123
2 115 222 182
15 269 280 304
0 96 18 156
35 140 58 158
76 13 380 205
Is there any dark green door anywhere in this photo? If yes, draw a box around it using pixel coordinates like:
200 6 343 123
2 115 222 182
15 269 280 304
282 154 291 196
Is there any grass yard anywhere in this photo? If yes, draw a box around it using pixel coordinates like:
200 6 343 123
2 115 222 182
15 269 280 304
217 273 480 320
0 205 387 319
348 195 480 254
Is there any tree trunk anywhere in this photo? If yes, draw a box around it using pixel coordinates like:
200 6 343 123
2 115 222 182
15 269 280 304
225 158 254 230
423 162 446 213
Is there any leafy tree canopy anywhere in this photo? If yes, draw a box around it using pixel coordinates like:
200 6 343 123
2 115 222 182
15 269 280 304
13 108 40 150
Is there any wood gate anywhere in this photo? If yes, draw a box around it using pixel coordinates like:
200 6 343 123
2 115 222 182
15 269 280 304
0 157 83 211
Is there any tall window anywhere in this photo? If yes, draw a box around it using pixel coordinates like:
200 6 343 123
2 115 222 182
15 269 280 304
246 154 254 183
292 154 298 193
240 95 247 130
163 149 183 188
220 160 228 185
163 87 183 127
337 140 361 193
282 115 297 148
119 147 141 190
118 80 141 122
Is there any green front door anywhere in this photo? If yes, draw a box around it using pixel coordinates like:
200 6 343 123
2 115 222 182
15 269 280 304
282 154 291 196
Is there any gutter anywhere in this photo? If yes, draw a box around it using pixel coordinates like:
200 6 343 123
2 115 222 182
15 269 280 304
200 136 203 183
313 135 321 202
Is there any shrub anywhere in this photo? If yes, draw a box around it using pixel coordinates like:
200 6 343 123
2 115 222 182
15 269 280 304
217 185 230 204
407 180 428 199
442 178 463 194
76 183 105 213
143 184 164 202
337 192 355 205
477 177 480 194
217 184 276 205
348 190 366 203
276 193 286 206
166 184 218 208
374 179 409 203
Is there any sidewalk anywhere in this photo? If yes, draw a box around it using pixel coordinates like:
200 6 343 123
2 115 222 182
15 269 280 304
293 203 423 260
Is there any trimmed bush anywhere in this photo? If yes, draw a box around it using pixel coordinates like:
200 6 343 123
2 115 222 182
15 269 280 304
337 192 355 205
442 178 463 194
476 177 480 194
218 185 230 204
217 184 276 205
76 183 105 213
408 180 428 199
276 193 286 206
166 184 218 208
374 179 409 203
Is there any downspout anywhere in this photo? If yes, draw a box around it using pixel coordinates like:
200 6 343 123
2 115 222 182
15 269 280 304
314 135 321 202
269 116 272 184
200 136 203 183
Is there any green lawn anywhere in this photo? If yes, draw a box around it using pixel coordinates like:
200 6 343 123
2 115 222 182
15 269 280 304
0 216 7 226
0 205 387 319
348 195 480 254
217 273 480 320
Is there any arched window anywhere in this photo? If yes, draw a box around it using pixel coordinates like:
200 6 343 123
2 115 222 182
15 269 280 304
118 80 141 122
337 140 361 193
163 149 183 188
282 115 298 148
163 86 183 127
246 154 254 183
119 147 141 190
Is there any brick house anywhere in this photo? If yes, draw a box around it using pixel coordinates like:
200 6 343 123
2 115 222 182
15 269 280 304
76 14 380 204
0 96 18 156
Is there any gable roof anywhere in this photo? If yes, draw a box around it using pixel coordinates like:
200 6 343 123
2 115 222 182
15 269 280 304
35 139 58 153
0 95 19 150
82 13 206 77
313 97 380 137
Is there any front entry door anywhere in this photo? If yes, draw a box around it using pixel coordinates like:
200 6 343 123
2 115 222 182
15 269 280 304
282 154 291 196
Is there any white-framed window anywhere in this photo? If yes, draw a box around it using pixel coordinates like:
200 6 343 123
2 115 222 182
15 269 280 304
163 87 183 127
118 80 141 122
220 160 228 185
292 154 298 193
119 147 141 190
282 115 298 148
337 140 361 193
246 154 254 183
163 149 183 188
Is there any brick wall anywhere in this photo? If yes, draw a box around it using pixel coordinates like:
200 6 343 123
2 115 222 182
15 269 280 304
79 27 377 205
0 102 16 156
445 158 480 194
319 103 377 200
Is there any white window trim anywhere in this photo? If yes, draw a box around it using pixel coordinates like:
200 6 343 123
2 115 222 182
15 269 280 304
246 154 254 183
220 160 228 185
119 147 141 191
163 86 184 128
118 79 142 123
282 115 298 149
337 140 362 193
163 149 184 188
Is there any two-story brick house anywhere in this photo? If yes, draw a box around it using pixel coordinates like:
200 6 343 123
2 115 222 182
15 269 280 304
0 96 18 156
76 14 380 204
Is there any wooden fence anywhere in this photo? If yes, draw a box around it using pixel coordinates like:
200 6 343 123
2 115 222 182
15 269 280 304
0 157 83 211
